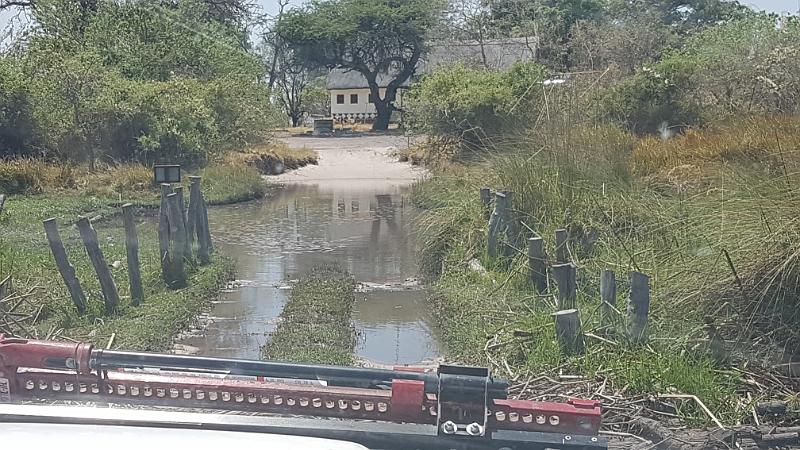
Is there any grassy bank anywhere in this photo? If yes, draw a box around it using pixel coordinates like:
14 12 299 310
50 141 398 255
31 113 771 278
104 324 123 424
261 265 356 365
413 116 800 425
0 159 266 349
224 143 317 177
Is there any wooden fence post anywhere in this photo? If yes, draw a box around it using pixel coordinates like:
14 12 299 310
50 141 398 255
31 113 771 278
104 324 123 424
166 193 188 287
527 237 547 293
501 191 518 258
200 192 213 254
187 176 201 251
487 211 500 259
158 184 173 282
174 186 192 258
553 309 585 356
627 271 650 343
43 218 87 314
121 204 144 306
600 269 616 327
480 187 492 220
552 263 576 309
555 228 569 264
76 216 120 314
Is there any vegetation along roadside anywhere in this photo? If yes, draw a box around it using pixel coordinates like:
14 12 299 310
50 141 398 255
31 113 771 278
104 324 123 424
406 15 800 430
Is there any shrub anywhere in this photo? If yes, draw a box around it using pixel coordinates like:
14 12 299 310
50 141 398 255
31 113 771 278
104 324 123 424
405 62 547 154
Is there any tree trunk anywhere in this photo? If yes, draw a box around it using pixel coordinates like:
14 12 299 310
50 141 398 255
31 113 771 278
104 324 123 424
291 114 301 127
372 101 392 131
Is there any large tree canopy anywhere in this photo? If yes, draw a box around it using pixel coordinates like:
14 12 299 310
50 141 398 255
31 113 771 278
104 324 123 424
276 0 443 130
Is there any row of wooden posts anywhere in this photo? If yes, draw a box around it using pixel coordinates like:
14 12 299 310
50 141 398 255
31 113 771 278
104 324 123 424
44 176 213 314
480 187 651 356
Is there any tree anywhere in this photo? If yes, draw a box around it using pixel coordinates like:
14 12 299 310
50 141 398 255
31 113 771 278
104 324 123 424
446 0 495 69
277 0 443 131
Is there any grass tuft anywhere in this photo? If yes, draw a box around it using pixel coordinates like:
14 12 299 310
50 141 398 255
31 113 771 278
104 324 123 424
262 265 356 366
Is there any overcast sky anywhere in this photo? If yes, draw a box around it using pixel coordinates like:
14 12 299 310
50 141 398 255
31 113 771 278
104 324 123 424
260 0 796 16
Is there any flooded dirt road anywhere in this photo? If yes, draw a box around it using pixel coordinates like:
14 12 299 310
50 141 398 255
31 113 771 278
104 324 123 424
179 134 441 364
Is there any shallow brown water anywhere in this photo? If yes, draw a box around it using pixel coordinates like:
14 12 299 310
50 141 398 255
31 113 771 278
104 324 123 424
180 136 440 364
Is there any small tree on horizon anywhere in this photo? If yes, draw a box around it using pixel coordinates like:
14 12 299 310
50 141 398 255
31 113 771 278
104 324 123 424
276 0 443 131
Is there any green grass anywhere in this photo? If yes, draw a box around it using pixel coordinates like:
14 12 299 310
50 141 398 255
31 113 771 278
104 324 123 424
0 161 264 349
411 119 800 425
261 265 356 366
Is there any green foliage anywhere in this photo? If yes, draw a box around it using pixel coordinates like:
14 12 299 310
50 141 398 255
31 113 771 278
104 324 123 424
0 58 39 156
2 0 279 167
406 62 547 152
593 60 699 134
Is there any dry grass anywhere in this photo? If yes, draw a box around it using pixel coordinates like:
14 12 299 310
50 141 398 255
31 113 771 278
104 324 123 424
0 159 154 195
632 116 800 180
223 143 317 175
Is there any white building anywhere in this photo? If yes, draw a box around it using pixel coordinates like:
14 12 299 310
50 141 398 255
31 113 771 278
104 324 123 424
326 38 537 122
326 71 410 122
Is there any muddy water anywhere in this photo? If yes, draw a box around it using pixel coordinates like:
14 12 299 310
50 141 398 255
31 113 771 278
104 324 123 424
180 158 440 364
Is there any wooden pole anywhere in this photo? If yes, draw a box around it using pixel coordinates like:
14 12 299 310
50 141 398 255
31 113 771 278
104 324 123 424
501 191 517 258
43 218 87 314
76 216 120 314
555 228 569 264
627 271 650 343
480 187 492 220
527 237 547 293
552 263 576 309
487 211 500 259
174 186 191 258
600 269 616 327
121 204 144 306
158 184 173 282
553 309 585 356
187 176 201 251
166 193 187 287
199 191 213 254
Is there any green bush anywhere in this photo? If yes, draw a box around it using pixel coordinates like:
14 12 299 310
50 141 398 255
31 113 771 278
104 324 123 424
406 62 547 153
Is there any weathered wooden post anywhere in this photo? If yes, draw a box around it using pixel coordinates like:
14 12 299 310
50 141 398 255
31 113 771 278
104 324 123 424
199 191 213 254
600 269 616 327
627 271 650 343
76 217 120 314
501 191 518 258
553 309 585 356
487 211 500 259
174 186 192 258
480 187 492 220
121 204 144 306
166 193 188 287
43 218 87 314
158 184 173 282
187 176 201 251
552 263 576 309
555 228 569 264
527 237 547 293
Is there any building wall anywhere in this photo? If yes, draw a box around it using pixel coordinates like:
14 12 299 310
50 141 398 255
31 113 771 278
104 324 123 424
329 88 405 120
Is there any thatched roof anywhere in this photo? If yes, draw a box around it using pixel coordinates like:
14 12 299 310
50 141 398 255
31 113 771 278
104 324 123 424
326 37 537 90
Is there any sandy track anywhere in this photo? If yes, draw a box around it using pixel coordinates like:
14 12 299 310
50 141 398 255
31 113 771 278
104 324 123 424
277 134 426 189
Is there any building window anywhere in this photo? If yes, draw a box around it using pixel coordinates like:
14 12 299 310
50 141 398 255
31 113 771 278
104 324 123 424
350 94 358 104
368 93 374 103
336 94 345 104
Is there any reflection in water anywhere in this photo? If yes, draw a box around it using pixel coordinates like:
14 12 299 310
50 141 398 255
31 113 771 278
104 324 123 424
180 184 440 364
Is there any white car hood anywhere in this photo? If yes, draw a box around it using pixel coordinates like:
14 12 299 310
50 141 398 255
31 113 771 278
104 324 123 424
1 422 368 449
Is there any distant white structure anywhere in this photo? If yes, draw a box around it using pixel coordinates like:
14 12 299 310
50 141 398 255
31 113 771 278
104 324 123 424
327 37 537 121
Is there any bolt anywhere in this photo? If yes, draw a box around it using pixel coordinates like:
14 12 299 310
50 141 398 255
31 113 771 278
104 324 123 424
441 421 457 435
466 422 483 436
565 436 572 441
